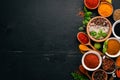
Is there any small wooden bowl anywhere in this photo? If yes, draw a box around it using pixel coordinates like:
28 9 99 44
86 16 112 42
98 2 113 17
92 69 108 80
84 0 100 10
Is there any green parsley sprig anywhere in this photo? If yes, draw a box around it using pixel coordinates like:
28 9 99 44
79 7 92 31
71 72 89 80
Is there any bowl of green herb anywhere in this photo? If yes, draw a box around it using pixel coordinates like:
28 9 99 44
86 16 112 42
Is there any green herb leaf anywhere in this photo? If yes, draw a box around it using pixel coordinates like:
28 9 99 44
96 35 101 39
87 11 92 16
84 6 87 12
90 31 97 36
79 6 92 31
79 27 84 31
102 33 107 37
85 12 92 17
97 30 103 38
71 72 89 80
103 48 107 53
85 17 91 21
104 41 108 46
103 41 108 53
98 29 103 35
82 20 88 25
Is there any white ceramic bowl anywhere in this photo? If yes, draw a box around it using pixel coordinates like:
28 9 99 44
112 20 120 39
82 50 102 71
105 37 120 58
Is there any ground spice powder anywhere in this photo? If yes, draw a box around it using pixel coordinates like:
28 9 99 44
107 39 120 55
98 2 113 17
84 53 99 68
85 0 99 8
78 33 89 44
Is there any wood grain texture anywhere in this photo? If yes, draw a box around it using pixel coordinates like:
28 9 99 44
0 0 120 80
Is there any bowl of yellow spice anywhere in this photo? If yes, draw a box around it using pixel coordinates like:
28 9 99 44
104 37 120 58
98 2 113 17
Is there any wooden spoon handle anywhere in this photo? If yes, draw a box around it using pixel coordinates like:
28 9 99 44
88 43 96 50
86 73 92 80
89 43 104 56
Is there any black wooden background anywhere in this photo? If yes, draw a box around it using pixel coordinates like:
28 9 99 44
0 0 120 80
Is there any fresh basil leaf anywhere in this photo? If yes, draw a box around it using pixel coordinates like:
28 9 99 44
102 33 107 37
103 41 108 53
96 35 101 39
103 48 107 53
85 17 91 21
90 31 97 36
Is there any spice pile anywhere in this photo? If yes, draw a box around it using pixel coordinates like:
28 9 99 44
107 39 120 55
92 69 108 80
102 57 115 72
98 2 113 17
84 53 99 68
71 0 120 80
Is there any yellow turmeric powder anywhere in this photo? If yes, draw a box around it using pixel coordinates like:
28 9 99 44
98 2 113 17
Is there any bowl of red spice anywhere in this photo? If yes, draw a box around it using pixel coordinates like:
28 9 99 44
84 0 100 10
82 50 102 71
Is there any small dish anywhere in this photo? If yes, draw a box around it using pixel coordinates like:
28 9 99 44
102 56 116 74
92 69 108 80
82 50 102 71
113 9 120 21
105 37 120 58
87 16 112 42
112 20 120 39
98 2 113 17
84 0 100 10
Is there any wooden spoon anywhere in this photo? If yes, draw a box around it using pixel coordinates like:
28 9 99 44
77 32 96 50
77 32 104 56
79 65 92 80
79 44 92 52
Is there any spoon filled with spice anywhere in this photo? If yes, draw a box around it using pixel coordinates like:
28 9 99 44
77 32 103 56
79 44 92 52
77 32 95 49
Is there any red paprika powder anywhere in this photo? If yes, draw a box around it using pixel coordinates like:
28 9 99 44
84 53 99 68
84 0 99 9
77 32 89 44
